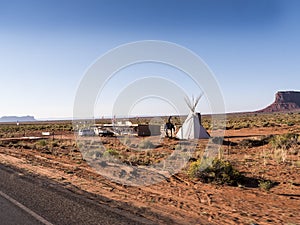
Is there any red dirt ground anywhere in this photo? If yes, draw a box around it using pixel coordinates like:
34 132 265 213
0 125 299 224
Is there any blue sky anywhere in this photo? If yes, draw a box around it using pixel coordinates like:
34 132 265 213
0 0 299 119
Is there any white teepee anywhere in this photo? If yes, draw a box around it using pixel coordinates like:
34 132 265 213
176 96 210 139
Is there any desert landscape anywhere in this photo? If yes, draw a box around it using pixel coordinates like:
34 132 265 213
2 1 300 224
0 92 299 224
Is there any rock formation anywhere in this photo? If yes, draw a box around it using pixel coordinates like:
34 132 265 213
0 116 36 123
258 91 300 113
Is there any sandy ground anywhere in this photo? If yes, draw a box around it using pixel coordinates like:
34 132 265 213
0 125 299 225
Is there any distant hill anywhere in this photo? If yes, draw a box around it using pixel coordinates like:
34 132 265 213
258 91 300 113
0 116 36 123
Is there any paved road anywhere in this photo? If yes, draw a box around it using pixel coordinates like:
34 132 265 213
0 164 152 225
0 193 42 225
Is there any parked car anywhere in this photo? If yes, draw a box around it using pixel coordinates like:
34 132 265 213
78 129 95 136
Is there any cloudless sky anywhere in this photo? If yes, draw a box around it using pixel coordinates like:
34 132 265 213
0 0 299 119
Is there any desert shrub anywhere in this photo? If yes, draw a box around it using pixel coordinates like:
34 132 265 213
37 139 47 147
293 161 300 167
262 122 270 127
239 136 271 148
77 142 84 148
225 125 234 130
22 144 31 149
270 133 299 149
83 149 103 159
140 156 151 166
138 140 154 149
211 136 223 145
287 121 295 126
125 154 151 166
126 154 138 164
13 141 23 148
175 145 182 150
103 148 119 157
187 160 202 178
13 141 32 149
8 143 14 148
258 180 274 191
51 140 59 147
273 148 288 163
188 158 242 186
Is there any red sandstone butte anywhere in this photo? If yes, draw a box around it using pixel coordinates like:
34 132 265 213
258 91 300 113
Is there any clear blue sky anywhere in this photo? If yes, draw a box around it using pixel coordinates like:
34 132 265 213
0 0 299 119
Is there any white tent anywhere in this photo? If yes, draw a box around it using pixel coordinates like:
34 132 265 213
176 96 210 139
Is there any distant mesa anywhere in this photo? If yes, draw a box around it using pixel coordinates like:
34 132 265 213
258 91 300 113
0 116 36 123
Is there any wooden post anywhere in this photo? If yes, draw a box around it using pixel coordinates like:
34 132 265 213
227 137 230 155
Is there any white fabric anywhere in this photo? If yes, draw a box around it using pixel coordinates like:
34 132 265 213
176 113 210 139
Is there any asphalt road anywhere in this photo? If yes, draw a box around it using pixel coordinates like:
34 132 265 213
0 193 42 225
0 164 152 225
